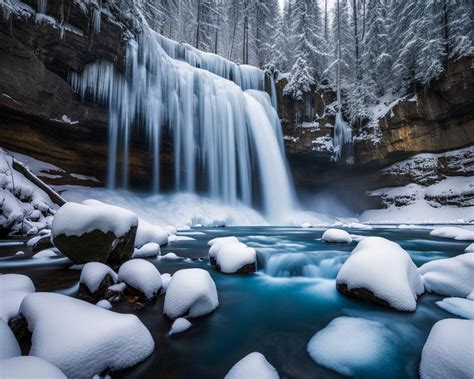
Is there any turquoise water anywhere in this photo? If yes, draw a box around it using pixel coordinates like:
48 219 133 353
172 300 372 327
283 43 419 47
0 227 469 378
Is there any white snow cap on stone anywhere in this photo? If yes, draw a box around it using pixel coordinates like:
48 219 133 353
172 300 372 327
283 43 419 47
225 352 279 379
336 237 424 311
52 200 138 238
169 318 192 336
419 253 474 298
95 299 113 310
135 218 169 247
436 297 474 319
0 319 21 358
161 252 181 260
118 259 162 299
32 248 59 259
80 262 118 294
0 356 67 378
214 242 256 274
420 319 474 379
132 242 161 258
161 273 172 292
307 317 395 377
208 236 239 247
301 222 312 228
19 292 154 378
164 268 218 319
322 229 352 243
0 274 35 322
429 226 474 241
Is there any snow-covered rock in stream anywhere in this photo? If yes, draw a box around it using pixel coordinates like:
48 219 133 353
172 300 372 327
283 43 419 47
307 317 397 377
336 237 424 311
0 356 67 378
168 235 195 243
161 273 172 292
208 237 256 274
96 299 113 310
118 259 162 299
466 243 474 253
19 292 154 378
78 262 118 302
321 229 352 243
420 319 474 379
419 253 474 298
225 352 279 379
52 200 138 265
429 226 474 241
135 219 169 248
169 318 192 336
436 297 474 319
0 319 21 358
0 274 35 322
164 268 218 319
132 242 161 258
32 248 59 259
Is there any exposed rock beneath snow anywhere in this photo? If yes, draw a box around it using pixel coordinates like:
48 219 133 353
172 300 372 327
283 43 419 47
336 237 424 311
321 228 352 244
208 237 256 274
78 262 118 303
225 352 279 379
420 319 474 379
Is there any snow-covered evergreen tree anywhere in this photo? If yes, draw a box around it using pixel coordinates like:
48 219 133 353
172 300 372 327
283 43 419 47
284 56 315 100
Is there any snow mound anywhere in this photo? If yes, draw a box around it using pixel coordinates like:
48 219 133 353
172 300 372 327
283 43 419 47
225 352 279 379
429 227 474 241
52 200 138 238
208 236 240 247
301 222 312 228
96 299 113 310
168 235 195 243
214 242 256 274
20 292 154 378
307 317 395 377
160 252 181 260
0 319 21 358
322 229 352 243
0 274 35 322
336 237 424 311
420 319 474 379
164 268 219 319
436 297 474 319
118 259 162 299
32 248 59 259
80 262 118 294
466 243 474 253
135 218 169 247
0 356 66 378
169 318 192 336
161 273 171 291
132 242 161 258
419 253 474 297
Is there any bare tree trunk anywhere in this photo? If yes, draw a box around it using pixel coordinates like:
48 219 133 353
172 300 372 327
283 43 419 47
353 0 360 80
195 0 201 48
336 0 342 108
324 0 328 41
442 0 449 61
243 0 249 64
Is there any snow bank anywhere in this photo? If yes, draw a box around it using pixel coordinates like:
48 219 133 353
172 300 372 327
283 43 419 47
0 356 67 378
132 242 161 258
430 227 474 241
164 268 218 319
336 237 424 311
307 317 395 377
0 319 21 358
80 262 118 294
0 274 35 322
135 218 169 247
118 259 162 299
169 318 192 336
436 297 474 319
52 200 138 238
225 352 279 379
322 229 352 243
420 319 474 379
20 292 154 378
419 253 474 297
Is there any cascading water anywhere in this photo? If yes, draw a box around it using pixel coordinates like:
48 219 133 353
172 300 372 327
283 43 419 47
70 28 295 223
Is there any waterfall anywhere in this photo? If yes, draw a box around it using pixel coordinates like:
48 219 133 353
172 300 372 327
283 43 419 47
37 0 47 13
70 28 294 223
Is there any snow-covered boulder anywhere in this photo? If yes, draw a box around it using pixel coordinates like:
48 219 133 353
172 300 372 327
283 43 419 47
419 253 474 297
160 252 181 260
322 229 352 244
164 268 218 319
29 234 54 252
135 219 169 248
0 274 35 322
429 226 474 241
78 262 118 302
307 317 396 377
336 237 424 311
118 259 162 299
208 237 256 274
420 319 474 379
32 248 59 259
0 356 66 378
169 318 192 336
0 319 21 358
161 273 172 292
466 243 474 253
436 297 474 319
52 200 138 266
208 236 240 247
19 292 154 378
301 222 313 228
132 242 161 258
96 300 113 310
225 352 279 379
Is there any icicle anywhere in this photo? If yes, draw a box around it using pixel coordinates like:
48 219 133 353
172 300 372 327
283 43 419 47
333 112 353 162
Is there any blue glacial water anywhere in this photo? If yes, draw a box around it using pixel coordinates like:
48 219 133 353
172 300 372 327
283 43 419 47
0 227 469 378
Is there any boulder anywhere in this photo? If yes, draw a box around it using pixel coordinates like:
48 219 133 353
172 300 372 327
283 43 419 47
31 235 54 252
78 262 118 303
